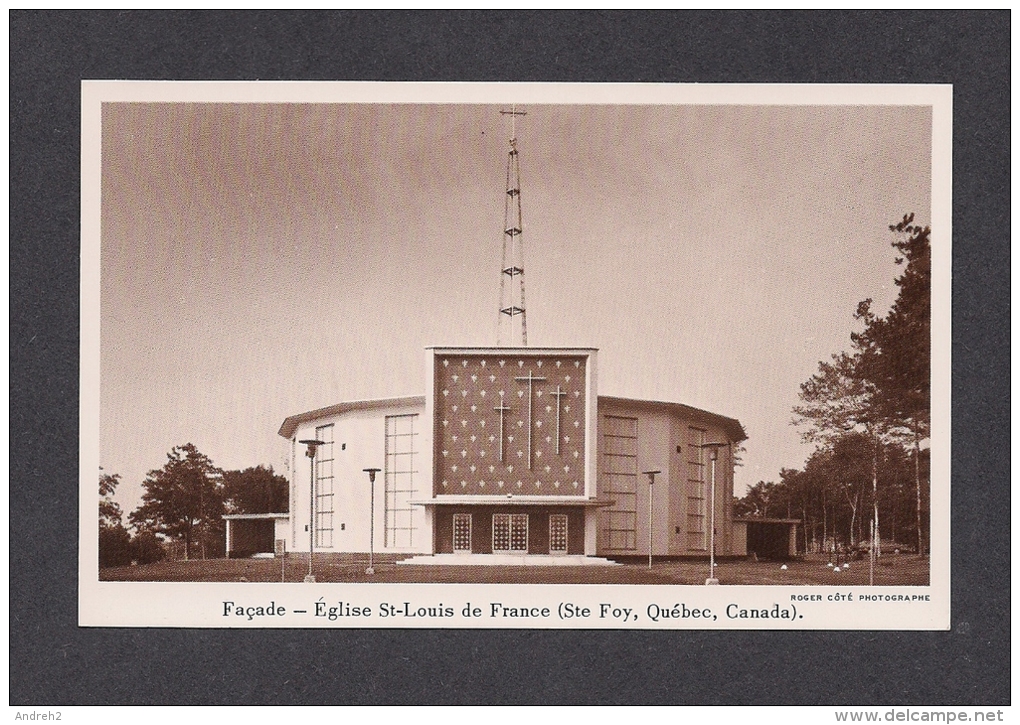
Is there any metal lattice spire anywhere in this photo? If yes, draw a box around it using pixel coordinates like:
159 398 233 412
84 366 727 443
497 107 528 347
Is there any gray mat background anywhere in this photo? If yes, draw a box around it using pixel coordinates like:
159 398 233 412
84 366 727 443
10 10 1010 705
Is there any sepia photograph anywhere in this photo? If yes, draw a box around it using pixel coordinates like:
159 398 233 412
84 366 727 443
12 10 1009 710
81 82 950 628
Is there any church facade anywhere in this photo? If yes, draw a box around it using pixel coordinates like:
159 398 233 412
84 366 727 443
274 346 748 561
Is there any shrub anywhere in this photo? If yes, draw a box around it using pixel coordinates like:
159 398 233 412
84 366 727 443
131 530 167 565
99 525 133 568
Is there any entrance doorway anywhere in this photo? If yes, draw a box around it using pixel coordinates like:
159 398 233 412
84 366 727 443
493 513 528 553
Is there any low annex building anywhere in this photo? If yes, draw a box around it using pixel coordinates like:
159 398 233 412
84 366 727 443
272 346 748 562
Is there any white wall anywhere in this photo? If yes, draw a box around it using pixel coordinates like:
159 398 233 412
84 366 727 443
289 402 430 555
597 400 739 557
274 517 289 548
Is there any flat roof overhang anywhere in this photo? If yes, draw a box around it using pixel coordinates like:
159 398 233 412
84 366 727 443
733 517 801 524
222 513 291 521
409 496 615 508
279 394 744 444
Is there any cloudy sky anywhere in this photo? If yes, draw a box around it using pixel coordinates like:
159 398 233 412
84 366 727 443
96 87 933 515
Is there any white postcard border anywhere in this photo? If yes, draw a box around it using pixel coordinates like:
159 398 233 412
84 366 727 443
80 81 951 630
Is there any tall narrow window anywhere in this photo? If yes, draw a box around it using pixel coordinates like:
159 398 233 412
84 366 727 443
687 427 707 550
549 514 569 554
315 424 334 548
385 414 419 548
600 415 638 550
453 513 472 553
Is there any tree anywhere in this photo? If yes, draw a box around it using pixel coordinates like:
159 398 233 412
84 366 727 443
735 480 779 518
222 465 289 514
129 443 224 560
130 530 167 565
793 348 889 550
793 351 876 444
853 213 931 554
99 470 132 568
99 470 124 528
790 214 932 559
854 214 931 430
827 433 878 547
732 444 747 469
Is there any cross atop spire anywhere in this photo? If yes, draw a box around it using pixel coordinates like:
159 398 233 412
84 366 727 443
499 106 527 143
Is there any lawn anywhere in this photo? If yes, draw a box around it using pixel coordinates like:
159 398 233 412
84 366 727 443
99 552 929 586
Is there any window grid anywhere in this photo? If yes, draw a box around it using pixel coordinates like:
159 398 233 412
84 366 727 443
687 427 707 550
601 416 638 551
385 414 419 548
493 513 529 553
315 424 334 549
453 513 472 552
549 514 568 554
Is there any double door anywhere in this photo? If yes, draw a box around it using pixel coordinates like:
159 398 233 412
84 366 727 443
493 513 529 553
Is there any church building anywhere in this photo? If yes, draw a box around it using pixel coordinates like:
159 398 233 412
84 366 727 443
242 112 750 564
273 346 747 562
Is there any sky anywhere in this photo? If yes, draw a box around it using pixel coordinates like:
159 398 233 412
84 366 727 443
97 93 932 517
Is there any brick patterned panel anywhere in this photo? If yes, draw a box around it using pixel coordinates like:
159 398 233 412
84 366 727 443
433 353 587 496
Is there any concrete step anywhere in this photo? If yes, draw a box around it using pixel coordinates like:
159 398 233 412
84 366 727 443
396 553 621 567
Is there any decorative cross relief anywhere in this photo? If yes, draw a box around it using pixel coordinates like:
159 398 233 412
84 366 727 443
550 385 568 455
435 354 586 495
494 400 512 463
514 371 547 470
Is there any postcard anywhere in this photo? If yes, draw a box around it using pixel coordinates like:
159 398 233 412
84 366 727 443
81 81 950 629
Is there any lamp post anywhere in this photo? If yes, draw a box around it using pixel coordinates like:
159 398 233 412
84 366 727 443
363 468 381 575
642 470 661 570
299 439 324 583
701 443 728 585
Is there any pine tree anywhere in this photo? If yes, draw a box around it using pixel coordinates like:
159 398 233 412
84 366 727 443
792 215 931 557
853 214 931 554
